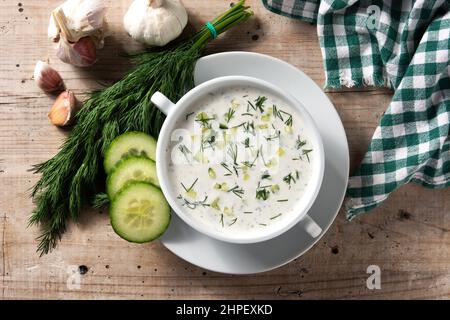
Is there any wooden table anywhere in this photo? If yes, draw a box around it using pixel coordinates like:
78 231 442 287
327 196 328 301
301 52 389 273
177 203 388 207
1 0 450 300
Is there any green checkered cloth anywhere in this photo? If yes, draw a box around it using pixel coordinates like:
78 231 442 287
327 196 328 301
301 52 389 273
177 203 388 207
263 0 450 219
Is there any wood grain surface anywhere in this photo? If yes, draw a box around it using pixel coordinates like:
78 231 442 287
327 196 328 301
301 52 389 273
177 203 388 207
1 0 450 300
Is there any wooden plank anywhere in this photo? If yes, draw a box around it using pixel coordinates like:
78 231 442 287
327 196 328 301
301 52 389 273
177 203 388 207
1 0 450 299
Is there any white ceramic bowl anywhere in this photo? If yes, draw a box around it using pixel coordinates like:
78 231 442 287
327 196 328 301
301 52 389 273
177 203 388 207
151 76 325 244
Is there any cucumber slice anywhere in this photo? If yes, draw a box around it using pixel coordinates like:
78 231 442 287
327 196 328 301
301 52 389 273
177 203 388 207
110 182 170 243
107 157 159 199
104 132 157 174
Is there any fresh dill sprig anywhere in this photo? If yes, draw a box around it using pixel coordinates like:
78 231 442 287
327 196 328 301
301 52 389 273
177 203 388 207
242 137 251 148
221 162 233 175
295 135 307 149
29 1 253 255
228 185 244 198
281 110 293 126
247 100 256 112
255 182 270 201
195 112 215 128
227 143 238 165
186 112 194 120
283 172 296 188
295 135 313 162
302 149 313 162
179 144 192 162
243 121 255 135
264 130 281 141
255 96 267 113
181 178 198 193
233 165 239 177
270 213 282 220
232 122 245 129
272 105 283 121
206 135 216 149
272 105 293 126
177 195 210 210
201 131 216 150
241 148 260 168
228 218 238 226
92 192 109 208
224 107 236 123
261 171 271 180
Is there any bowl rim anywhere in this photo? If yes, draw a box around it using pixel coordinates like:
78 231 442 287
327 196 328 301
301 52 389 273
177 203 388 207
156 75 325 244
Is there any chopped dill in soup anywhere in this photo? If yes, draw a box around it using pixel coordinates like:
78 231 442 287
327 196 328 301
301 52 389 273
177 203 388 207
167 86 314 235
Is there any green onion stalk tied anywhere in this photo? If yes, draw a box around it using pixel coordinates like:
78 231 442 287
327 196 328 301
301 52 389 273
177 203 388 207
30 1 253 255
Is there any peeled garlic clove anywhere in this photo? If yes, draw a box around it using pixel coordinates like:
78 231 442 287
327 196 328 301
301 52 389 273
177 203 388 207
56 36 97 67
48 90 77 127
34 61 64 93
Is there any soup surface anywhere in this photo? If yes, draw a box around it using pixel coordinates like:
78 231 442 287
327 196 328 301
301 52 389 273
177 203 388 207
167 86 314 235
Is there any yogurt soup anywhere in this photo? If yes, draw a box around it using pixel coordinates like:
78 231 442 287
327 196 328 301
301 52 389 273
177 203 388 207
167 85 314 235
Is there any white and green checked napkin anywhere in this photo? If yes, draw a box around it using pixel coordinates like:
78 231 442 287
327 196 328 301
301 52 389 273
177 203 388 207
262 0 450 219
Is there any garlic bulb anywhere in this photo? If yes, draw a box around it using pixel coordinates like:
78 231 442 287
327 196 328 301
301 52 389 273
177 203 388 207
124 0 188 47
48 0 108 67
34 61 64 93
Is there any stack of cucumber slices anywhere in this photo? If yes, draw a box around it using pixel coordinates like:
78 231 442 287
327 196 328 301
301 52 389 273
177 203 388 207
104 132 170 243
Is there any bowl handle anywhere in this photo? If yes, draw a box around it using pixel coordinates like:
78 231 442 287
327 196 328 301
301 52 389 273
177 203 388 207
151 92 176 115
300 214 322 238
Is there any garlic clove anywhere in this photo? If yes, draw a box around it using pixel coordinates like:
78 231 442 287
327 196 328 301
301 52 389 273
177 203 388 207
34 61 64 93
48 90 77 127
56 36 97 67
73 37 97 66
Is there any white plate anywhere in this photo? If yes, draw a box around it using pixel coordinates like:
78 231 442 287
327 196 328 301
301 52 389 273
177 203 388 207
160 52 349 274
